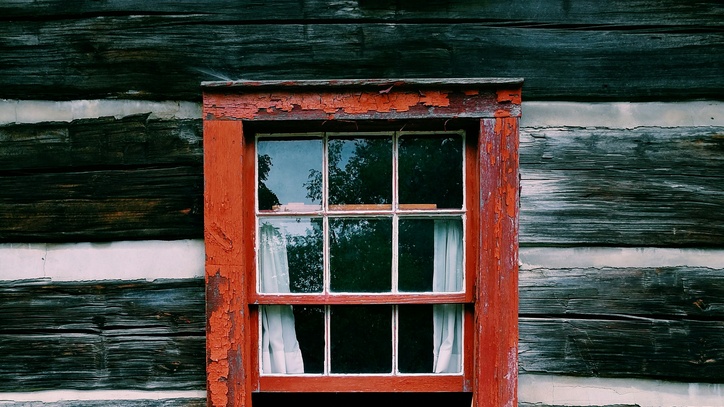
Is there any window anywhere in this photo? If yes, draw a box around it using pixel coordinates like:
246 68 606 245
203 79 521 407
256 131 467 380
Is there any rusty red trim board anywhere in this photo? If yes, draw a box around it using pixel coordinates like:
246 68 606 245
203 78 522 122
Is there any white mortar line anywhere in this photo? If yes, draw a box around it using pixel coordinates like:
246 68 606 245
0 100 201 124
1 99 722 128
522 101 723 129
519 374 724 407
2 240 722 281
0 240 204 281
0 390 205 403
520 247 724 270
0 376 722 406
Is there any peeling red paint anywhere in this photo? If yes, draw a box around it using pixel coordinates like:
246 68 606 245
204 88 521 121
496 89 522 105
494 109 511 118
204 90 452 119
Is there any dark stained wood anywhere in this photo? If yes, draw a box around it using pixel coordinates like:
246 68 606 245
1 120 722 246
0 279 205 391
0 279 206 333
518 265 724 382
0 166 202 242
2 265 724 390
0 114 202 172
520 127 724 247
0 16 721 101
520 266 724 318
519 317 724 381
2 0 721 26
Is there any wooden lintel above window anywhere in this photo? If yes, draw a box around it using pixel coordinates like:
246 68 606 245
202 78 523 122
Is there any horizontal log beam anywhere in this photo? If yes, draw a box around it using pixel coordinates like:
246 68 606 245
520 266 724 318
0 114 202 172
2 119 723 246
0 17 721 101
519 318 724 381
1 0 721 27
1 267 723 390
519 126 724 247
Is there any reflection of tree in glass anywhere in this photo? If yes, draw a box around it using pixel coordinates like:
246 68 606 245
331 305 392 373
399 135 462 209
306 138 392 205
398 219 434 292
330 218 391 292
258 153 280 210
285 219 323 293
292 305 325 373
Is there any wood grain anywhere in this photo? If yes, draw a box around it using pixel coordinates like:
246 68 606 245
2 0 722 27
519 126 724 247
0 279 205 391
2 119 723 246
0 16 720 101
2 265 724 390
0 114 202 172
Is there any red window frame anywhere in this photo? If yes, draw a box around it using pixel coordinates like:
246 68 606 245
202 79 521 407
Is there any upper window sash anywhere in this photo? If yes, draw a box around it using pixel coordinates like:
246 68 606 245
256 131 466 215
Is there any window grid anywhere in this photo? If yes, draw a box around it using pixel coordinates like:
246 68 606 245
255 130 468 378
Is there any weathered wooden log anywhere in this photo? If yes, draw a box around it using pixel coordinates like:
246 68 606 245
0 166 203 242
1 268 723 390
2 119 723 246
0 15 721 101
2 0 721 27
519 126 724 247
0 114 202 172
519 266 724 318
0 279 205 391
519 318 724 380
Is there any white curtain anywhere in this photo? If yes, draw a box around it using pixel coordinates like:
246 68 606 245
259 223 305 374
432 219 463 373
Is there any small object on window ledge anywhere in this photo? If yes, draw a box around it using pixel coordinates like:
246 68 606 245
271 203 321 212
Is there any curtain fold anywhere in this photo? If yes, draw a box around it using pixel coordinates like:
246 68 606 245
432 219 463 373
259 223 305 374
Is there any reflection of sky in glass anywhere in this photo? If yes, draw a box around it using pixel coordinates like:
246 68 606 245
330 138 355 169
260 217 316 238
258 139 322 207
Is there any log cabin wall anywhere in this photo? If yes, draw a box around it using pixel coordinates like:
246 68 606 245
0 1 722 406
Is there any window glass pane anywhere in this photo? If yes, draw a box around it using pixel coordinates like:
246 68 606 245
330 305 392 373
258 138 322 211
330 218 392 292
328 136 392 209
398 218 434 292
399 217 463 293
260 305 324 374
291 305 325 374
259 217 323 293
398 134 463 209
398 305 433 373
399 304 463 374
